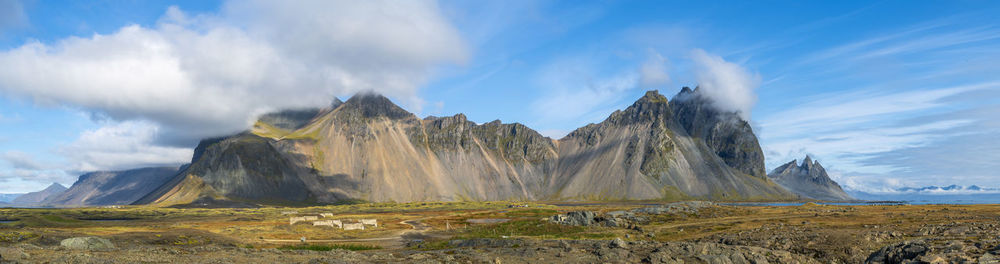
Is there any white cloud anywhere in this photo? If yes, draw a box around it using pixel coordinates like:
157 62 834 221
58 121 193 172
758 82 1000 191
530 56 640 129
2 151 44 170
639 50 670 87
0 169 74 189
0 1 466 146
690 49 760 120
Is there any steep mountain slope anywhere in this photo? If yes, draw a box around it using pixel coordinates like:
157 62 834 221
11 183 67 206
43 167 181 206
767 156 853 201
139 89 795 206
553 91 790 200
671 87 767 178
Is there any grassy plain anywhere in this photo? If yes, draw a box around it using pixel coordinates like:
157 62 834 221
2 201 999 262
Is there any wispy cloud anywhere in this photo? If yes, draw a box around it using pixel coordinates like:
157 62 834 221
530 56 641 133
760 82 1000 191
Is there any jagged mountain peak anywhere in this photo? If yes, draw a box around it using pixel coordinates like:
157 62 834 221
673 86 701 102
802 155 814 167
669 85 766 178
339 92 414 120
599 90 673 126
638 90 669 103
768 156 852 201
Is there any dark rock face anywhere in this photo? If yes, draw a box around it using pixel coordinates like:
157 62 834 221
44 167 180 206
337 92 413 120
554 89 792 200
671 87 767 179
11 183 66 206
139 89 795 206
183 134 311 202
768 156 853 201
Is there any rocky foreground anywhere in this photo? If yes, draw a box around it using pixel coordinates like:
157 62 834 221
4 202 1000 263
1 238 820 264
3 220 1000 264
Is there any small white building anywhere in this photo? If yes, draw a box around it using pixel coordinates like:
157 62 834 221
360 219 378 227
320 213 334 218
313 220 343 228
343 223 365 230
312 220 343 228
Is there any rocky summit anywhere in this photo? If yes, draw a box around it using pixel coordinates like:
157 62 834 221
136 88 795 206
768 156 854 201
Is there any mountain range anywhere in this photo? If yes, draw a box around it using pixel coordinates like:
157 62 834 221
128 88 796 206
12 88 866 208
895 185 998 193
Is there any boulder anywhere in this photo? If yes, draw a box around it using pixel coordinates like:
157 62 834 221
866 240 929 264
610 238 627 249
0 247 30 261
551 211 598 226
60 237 115 250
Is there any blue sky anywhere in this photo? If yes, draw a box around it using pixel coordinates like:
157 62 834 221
1 0 999 194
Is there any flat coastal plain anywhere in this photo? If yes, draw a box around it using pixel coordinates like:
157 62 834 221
1 201 998 263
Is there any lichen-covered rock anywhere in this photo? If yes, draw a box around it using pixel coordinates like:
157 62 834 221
0 247 30 261
61 237 115 250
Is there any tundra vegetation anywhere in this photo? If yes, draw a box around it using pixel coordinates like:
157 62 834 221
2 201 1000 263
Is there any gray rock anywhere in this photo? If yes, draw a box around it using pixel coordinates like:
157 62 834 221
0 247 30 261
865 240 930 264
551 211 598 226
611 238 627 249
60 237 116 250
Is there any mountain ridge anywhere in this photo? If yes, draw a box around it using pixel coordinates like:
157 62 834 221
136 88 796 206
11 183 67 206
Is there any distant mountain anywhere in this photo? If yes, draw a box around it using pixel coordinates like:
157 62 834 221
895 185 999 193
767 156 853 201
43 167 182 206
0 193 23 203
136 89 794 207
11 183 67 206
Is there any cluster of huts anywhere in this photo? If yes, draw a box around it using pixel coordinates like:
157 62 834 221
287 213 378 231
